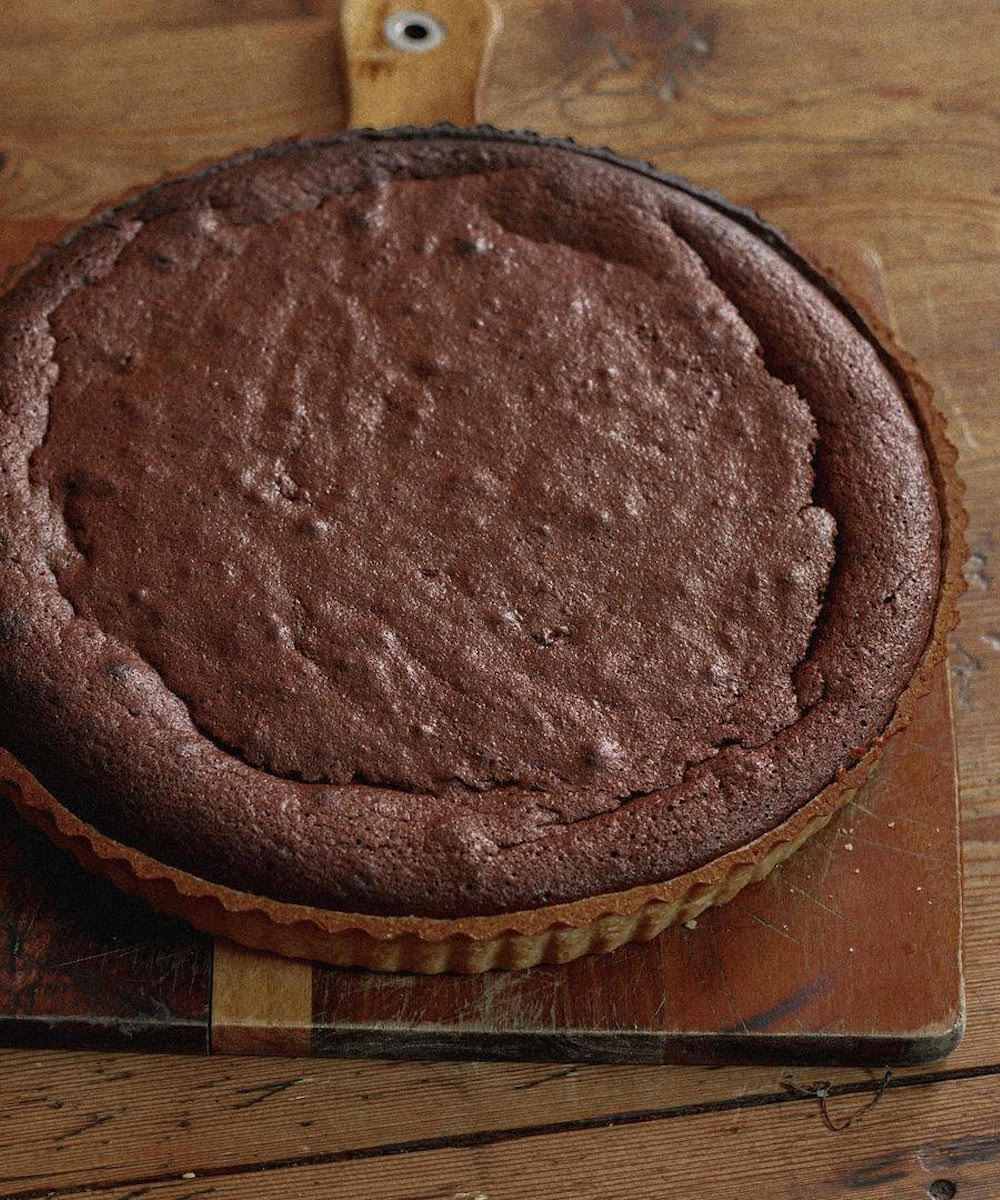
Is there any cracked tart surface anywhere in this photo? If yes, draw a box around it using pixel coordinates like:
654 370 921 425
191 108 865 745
0 129 950 940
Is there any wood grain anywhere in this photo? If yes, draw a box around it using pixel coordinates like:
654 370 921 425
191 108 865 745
0 1 306 46
0 0 997 1195
29 1072 1000 1199
210 942 312 1056
0 18 346 220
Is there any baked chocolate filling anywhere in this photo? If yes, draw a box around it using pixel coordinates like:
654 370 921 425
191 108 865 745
0 130 941 916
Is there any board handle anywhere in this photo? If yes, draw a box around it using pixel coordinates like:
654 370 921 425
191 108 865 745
340 0 501 128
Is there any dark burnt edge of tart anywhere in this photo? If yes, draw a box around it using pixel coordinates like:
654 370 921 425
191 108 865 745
0 124 963 921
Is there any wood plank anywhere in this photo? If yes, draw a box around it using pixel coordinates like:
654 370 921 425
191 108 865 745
0 0 306 47
0 19 346 220
0 802 983 1192
0 1041 998 1195
0 837 988 1195
0 744 984 1181
32 1071 1000 1199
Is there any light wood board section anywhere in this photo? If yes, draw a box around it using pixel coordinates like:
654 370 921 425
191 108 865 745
341 0 501 127
211 942 313 1056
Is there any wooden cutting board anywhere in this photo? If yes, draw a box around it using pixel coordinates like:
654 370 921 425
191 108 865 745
0 220 963 1065
0 1 963 1066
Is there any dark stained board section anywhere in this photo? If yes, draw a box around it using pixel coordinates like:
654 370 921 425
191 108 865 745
0 795 211 1052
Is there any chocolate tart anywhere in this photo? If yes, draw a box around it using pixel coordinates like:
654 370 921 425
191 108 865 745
0 127 963 972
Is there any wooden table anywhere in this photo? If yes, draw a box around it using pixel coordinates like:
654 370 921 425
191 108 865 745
0 2 997 1196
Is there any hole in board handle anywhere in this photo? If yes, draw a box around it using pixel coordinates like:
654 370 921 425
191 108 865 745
383 10 446 52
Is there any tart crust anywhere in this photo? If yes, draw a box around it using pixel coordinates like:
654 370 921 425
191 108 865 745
0 127 965 972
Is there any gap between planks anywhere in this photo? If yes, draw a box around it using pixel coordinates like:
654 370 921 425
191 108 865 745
5 1060 1000 1200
